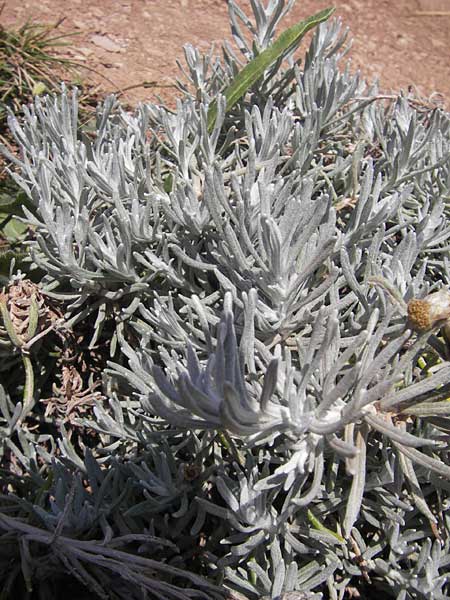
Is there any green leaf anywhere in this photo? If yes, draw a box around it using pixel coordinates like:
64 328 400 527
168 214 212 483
163 173 174 193
0 249 29 282
0 190 36 244
207 6 335 132
307 509 345 544
0 191 37 217
32 81 47 96
0 213 28 241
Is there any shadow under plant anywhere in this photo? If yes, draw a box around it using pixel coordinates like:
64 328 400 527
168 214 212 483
1 1 450 599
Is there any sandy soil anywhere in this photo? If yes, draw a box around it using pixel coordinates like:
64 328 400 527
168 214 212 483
2 0 450 108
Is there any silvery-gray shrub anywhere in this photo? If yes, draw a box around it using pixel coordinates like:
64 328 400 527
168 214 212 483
2 0 450 598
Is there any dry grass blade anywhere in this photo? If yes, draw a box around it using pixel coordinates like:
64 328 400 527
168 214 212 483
0 16 85 132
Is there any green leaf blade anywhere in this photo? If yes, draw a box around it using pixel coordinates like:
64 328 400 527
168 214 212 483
207 6 335 131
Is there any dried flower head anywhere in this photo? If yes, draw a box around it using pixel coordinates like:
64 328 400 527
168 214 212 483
407 289 450 332
42 364 103 422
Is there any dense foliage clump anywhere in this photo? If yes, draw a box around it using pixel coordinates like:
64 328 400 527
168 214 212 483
1 1 450 598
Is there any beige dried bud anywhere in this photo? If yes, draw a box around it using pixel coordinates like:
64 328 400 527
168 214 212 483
407 289 450 332
0 278 63 350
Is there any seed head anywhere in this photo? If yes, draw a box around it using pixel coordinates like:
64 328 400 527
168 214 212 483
407 289 450 332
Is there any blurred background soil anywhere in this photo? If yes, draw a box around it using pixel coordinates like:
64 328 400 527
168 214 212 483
2 0 450 107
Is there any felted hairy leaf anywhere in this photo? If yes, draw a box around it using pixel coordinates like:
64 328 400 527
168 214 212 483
2 1 450 599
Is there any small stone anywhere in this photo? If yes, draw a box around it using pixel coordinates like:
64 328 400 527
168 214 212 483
90 34 123 53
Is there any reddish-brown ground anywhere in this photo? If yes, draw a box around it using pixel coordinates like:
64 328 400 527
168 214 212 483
2 0 450 107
